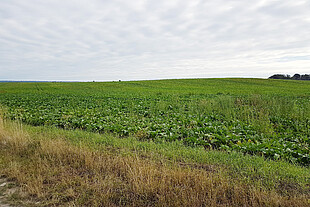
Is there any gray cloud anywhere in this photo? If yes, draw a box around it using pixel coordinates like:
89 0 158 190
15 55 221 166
0 0 310 81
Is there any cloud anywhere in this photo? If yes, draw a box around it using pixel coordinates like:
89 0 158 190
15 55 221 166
0 0 310 81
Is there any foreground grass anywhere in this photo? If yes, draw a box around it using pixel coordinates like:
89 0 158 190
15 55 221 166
24 123 310 191
0 118 309 206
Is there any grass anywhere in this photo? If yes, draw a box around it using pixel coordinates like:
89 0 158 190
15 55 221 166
22 122 310 191
0 117 309 206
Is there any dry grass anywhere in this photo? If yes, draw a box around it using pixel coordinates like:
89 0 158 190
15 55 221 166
0 119 309 206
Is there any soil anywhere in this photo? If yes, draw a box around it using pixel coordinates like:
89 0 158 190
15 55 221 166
0 176 41 207
0 177 17 207
0 176 36 207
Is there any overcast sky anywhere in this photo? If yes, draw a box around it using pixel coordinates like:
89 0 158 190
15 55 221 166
1 0 310 81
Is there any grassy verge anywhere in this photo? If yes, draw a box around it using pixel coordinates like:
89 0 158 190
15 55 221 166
23 123 310 191
0 118 309 206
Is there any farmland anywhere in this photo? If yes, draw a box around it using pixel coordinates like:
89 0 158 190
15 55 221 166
0 78 310 165
0 78 310 206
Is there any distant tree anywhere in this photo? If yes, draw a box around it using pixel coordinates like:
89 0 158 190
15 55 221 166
268 74 290 79
301 74 310 80
269 73 310 80
292 74 301 80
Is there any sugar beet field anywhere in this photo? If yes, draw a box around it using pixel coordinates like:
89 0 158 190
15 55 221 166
0 78 309 166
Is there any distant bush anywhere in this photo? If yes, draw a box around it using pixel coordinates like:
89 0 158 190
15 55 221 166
268 74 291 79
301 74 310 80
269 74 310 80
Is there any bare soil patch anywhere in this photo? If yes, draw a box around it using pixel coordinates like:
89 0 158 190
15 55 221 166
0 176 18 207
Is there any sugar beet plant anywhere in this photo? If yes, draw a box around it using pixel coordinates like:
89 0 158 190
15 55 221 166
0 81 309 166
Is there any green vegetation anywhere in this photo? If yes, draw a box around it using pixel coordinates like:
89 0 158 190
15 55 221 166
0 117 309 206
0 78 309 165
22 123 310 191
269 73 310 80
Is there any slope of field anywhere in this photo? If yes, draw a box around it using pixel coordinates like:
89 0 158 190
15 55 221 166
0 78 309 165
1 78 310 95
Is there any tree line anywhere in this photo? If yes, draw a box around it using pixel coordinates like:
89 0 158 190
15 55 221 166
268 74 310 80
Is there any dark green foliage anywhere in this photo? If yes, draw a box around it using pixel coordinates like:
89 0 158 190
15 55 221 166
0 79 309 165
269 73 310 80
268 74 291 79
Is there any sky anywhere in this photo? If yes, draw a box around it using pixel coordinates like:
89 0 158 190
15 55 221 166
0 0 310 81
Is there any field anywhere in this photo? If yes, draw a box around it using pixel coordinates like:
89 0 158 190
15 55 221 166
0 78 310 206
0 78 309 165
